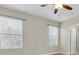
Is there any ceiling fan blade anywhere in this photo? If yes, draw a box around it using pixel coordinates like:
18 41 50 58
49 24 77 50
54 8 58 14
40 4 47 7
63 4 72 10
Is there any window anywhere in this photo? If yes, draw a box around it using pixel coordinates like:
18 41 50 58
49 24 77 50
48 26 58 46
0 15 22 49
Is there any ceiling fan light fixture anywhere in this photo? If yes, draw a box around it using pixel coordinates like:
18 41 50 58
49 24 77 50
40 4 72 14
54 4 63 9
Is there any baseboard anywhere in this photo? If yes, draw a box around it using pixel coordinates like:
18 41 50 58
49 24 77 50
43 51 68 55
60 51 70 55
44 51 61 55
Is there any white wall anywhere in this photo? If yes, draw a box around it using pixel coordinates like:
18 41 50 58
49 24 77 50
60 26 70 54
60 16 79 54
0 7 60 55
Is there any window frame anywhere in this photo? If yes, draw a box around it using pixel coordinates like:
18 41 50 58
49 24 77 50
48 25 59 47
0 15 23 49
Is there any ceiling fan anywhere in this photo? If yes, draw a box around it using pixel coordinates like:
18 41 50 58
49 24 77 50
40 4 72 14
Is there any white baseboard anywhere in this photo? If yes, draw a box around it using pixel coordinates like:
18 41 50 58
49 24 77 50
44 51 61 55
43 51 68 55
60 51 70 55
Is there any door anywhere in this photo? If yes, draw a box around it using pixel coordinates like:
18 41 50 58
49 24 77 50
70 26 77 54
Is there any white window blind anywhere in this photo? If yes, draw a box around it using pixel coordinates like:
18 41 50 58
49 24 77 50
0 15 22 49
48 26 58 46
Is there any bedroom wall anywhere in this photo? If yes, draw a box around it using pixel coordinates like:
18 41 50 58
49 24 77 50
0 7 60 55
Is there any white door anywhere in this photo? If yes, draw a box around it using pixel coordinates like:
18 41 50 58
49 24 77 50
70 27 77 54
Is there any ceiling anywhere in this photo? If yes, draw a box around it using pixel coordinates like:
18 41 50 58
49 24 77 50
0 4 79 22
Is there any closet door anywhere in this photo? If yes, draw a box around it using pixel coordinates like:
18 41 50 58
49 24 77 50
70 27 77 54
